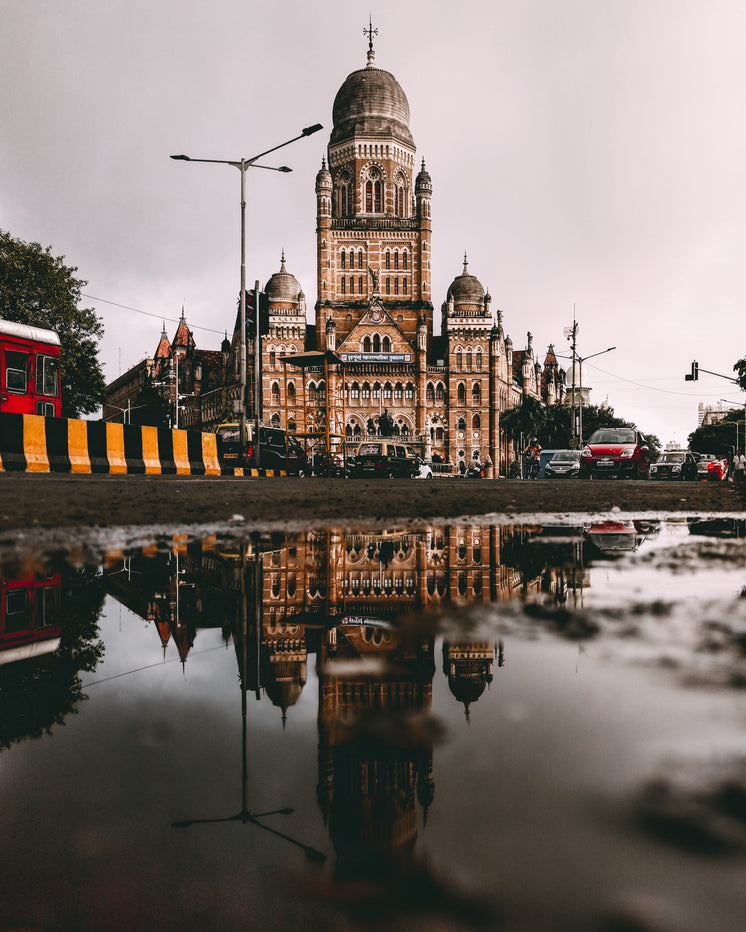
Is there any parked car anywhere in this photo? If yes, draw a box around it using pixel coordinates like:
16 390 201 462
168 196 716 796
348 440 417 478
414 457 434 479
309 450 347 477
694 453 718 479
707 456 729 481
215 423 307 474
579 428 650 479
649 450 698 480
544 450 581 479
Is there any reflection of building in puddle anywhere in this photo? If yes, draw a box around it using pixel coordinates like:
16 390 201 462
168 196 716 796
443 638 503 720
102 524 589 718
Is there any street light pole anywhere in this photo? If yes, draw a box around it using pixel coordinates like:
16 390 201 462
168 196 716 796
171 124 323 453
577 346 616 447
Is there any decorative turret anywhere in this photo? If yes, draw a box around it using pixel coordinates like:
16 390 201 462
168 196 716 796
325 315 336 350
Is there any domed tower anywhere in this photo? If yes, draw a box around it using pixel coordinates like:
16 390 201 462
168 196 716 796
262 252 307 431
443 256 493 471
316 25 433 352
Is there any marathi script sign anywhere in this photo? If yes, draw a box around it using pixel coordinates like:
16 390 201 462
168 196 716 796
339 353 412 363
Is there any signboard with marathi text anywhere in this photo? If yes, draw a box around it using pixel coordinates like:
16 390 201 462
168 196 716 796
339 353 412 363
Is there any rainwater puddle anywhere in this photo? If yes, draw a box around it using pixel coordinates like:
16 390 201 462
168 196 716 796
1 517 745 931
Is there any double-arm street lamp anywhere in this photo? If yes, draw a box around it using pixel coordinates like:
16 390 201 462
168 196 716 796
171 124 323 455
558 341 616 447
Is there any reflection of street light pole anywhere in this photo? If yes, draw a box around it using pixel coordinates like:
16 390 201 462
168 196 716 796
171 124 323 451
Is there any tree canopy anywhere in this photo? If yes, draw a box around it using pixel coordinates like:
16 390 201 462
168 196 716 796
688 409 743 456
734 356 746 393
0 230 105 418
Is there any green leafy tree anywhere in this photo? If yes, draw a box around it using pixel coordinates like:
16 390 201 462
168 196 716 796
688 410 742 457
734 357 746 392
0 230 105 418
500 395 546 446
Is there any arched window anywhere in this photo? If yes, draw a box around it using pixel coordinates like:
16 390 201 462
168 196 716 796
385 277 391 295
341 277 346 295
372 382 381 399
382 336 391 352
435 382 445 402
349 250 354 268
317 380 326 402
403 279 407 295
363 336 371 353
271 413 280 427
394 382 403 401
373 333 381 353
394 251 399 270
351 381 359 400
349 278 354 295
402 251 408 270
340 251 346 270
472 412 481 429
271 382 280 405
308 382 317 402
269 350 276 367
365 176 382 212
385 251 390 270
341 184 348 216
359 275 364 294
383 382 392 401
405 382 414 401
457 417 466 431
287 382 295 402
362 382 370 400
472 382 481 404
456 349 463 369
466 350 472 369
426 382 435 402
358 250 364 269
457 383 466 405
475 349 482 370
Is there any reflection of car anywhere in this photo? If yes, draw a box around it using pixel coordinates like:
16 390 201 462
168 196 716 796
349 441 417 478
579 428 650 479
545 450 581 479
649 450 698 480
583 521 639 555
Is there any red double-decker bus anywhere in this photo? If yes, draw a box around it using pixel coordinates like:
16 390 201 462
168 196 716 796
0 318 61 416
0 572 62 666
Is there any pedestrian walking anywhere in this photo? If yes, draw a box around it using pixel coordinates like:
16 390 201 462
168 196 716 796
734 449 746 484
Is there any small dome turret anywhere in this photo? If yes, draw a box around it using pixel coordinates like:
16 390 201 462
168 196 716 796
447 255 485 305
315 158 332 193
415 159 432 196
265 252 303 303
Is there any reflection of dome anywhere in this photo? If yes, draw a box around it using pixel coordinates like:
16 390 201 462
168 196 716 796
448 256 485 305
331 50 413 148
447 672 488 707
265 254 302 303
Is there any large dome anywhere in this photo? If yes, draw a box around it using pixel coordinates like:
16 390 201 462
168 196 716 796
448 257 485 305
331 51 413 148
265 254 302 303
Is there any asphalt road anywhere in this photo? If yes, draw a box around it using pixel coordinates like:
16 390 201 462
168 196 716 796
0 473 744 535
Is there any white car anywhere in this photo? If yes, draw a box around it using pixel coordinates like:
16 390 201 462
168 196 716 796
415 459 433 479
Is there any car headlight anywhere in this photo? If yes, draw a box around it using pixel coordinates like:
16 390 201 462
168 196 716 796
581 447 592 458
672 464 681 472
620 448 635 458
650 465 657 472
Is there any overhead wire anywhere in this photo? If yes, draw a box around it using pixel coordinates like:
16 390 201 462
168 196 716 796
81 292 227 336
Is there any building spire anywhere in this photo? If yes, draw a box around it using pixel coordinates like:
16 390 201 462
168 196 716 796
463 252 469 274
364 15 378 66
280 248 286 272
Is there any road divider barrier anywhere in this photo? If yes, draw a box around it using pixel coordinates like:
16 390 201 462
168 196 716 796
0 412 224 475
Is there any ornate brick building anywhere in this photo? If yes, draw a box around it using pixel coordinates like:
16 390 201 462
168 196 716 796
248 33 563 475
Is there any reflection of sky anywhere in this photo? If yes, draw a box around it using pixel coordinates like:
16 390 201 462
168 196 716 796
1 521 746 929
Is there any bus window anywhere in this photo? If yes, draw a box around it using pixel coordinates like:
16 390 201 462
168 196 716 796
4 588 31 634
5 351 30 393
36 354 59 396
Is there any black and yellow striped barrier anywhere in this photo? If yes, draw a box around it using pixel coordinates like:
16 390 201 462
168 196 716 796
0 412 221 475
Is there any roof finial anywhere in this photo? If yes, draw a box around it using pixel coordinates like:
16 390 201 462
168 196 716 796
463 252 469 274
364 15 378 66
280 249 286 272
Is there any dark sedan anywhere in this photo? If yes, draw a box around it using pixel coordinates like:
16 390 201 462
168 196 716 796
649 451 698 480
545 450 581 479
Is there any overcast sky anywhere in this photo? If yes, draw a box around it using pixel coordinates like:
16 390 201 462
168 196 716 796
2 0 745 445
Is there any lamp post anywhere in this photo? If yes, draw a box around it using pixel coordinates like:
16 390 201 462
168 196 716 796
556 343 616 447
171 124 323 454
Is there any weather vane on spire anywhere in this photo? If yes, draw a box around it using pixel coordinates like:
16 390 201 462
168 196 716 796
364 15 378 53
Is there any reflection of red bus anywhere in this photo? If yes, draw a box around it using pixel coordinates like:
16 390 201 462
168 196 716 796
0 318 61 416
0 573 62 666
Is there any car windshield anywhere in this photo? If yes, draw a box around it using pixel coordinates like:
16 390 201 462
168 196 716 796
551 451 580 463
658 453 685 463
589 429 636 444
358 443 381 455
217 427 240 443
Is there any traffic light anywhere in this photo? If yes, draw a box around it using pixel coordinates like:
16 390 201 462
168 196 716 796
241 290 270 337
685 360 699 381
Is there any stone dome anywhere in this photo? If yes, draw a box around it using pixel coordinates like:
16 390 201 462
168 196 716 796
265 253 302 303
448 256 485 305
331 49 414 148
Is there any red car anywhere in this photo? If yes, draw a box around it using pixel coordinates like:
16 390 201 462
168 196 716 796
579 428 650 479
